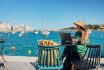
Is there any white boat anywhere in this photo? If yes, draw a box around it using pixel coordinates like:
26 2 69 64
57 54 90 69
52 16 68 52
34 31 39 34
12 31 16 34
41 30 50 36
32 31 39 34
19 31 24 37
87 29 91 34
11 26 16 34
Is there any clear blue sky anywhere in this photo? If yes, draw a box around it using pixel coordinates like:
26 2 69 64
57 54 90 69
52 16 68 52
0 0 104 29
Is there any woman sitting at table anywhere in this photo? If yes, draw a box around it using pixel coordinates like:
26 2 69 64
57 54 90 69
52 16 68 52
62 21 89 70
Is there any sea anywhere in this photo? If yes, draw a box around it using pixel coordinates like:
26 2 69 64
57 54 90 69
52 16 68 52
0 30 104 57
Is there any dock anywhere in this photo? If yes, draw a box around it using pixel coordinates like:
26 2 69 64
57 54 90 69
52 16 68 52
0 56 104 70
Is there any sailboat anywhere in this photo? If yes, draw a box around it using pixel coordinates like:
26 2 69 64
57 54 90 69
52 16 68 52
32 30 39 34
11 26 16 34
32 20 39 34
41 30 50 36
34 31 39 34
19 24 25 37
12 31 16 34
19 31 24 37
87 29 91 34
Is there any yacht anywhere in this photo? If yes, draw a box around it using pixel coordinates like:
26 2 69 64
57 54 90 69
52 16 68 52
19 31 24 37
41 30 50 36
32 30 39 34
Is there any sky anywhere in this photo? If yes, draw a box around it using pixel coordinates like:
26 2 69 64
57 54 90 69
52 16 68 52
0 0 104 30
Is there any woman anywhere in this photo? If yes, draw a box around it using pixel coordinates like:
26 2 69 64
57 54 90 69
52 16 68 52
73 21 89 59
62 21 89 70
73 21 89 45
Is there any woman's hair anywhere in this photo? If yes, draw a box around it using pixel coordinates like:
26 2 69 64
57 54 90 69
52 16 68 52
81 30 89 44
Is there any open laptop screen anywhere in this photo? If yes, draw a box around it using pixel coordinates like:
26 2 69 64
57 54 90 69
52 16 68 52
60 33 72 46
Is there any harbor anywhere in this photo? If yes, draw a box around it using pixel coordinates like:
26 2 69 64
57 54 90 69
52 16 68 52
0 30 104 70
0 0 104 70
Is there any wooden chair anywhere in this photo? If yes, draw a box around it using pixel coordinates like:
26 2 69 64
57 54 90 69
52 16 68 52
36 45 63 70
71 44 101 70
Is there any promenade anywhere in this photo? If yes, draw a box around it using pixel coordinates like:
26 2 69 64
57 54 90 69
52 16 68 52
0 56 38 70
0 56 104 70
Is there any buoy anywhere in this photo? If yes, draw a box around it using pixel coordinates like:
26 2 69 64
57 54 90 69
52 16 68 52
28 50 32 54
11 46 16 51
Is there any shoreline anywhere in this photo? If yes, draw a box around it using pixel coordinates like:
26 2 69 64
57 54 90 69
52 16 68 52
0 29 104 33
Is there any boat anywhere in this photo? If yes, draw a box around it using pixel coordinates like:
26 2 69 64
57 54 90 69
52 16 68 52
41 30 50 36
87 29 91 34
19 31 24 37
12 31 16 34
32 30 39 34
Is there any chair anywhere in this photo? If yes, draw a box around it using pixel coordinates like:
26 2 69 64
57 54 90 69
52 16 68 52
36 45 63 70
71 44 101 70
0 39 7 70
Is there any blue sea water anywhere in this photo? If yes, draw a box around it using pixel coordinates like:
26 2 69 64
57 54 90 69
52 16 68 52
0 31 104 57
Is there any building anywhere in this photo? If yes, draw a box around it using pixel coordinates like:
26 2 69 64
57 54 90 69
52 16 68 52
0 22 34 32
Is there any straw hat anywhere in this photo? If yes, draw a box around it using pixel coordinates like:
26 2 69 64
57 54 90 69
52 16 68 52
74 21 86 31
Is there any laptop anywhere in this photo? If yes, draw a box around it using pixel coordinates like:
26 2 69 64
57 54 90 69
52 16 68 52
60 33 72 46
